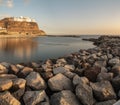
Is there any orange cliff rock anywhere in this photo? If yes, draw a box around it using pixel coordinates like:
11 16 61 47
0 17 46 36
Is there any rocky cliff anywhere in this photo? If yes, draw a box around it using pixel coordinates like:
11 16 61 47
0 17 46 36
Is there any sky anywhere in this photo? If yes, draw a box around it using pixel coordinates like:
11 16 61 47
0 0 120 35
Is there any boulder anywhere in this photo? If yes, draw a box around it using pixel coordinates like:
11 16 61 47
90 81 116 101
23 90 49 105
41 72 53 80
25 72 46 90
0 79 13 91
9 65 19 75
114 100 120 105
0 64 8 74
108 58 120 66
0 91 21 105
73 75 89 86
53 67 69 75
95 100 116 105
64 64 75 71
76 83 95 105
50 90 80 105
48 73 73 91
63 71 76 79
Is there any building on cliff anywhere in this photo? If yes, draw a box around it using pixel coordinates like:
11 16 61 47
0 16 46 36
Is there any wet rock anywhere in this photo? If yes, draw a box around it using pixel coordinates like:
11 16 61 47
50 90 80 105
97 72 113 82
90 81 116 101
108 58 120 66
25 71 46 90
0 79 13 91
9 65 19 75
111 65 120 76
95 99 116 105
76 83 95 105
64 64 75 71
53 67 69 75
0 91 21 105
63 71 76 79
73 75 89 86
23 90 49 105
0 64 8 74
18 67 33 78
48 73 73 91
84 66 101 82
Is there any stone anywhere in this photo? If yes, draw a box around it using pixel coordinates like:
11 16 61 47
95 100 116 105
111 65 120 76
108 58 120 66
0 64 8 74
9 65 19 75
56 58 67 64
42 64 52 72
53 67 69 75
45 59 53 66
1 62 11 68
0 74 17 79
48 73 73 91
64 64 75 71
90 81 116 101
84 66 101 82
63 71 76 79
0 79 13 91
73 75 89 86
18 67 33 78
23 90 49 105
101 67 108 73
16 64 24 70
94 60 107 67
31 62 40 68
97 72 113 82
0 91 21 105
25 71 46 90
12 78 26 89
76 83 95 105
41 72 53 80
114 100 120 105
50 90 80 105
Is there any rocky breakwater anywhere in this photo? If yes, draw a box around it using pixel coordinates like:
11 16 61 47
0 36 120 105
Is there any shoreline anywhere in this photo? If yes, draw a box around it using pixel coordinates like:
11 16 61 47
0 35 120 105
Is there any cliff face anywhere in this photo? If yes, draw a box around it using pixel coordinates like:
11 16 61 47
0 18 46 36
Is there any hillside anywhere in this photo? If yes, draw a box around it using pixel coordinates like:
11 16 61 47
0 17 46 36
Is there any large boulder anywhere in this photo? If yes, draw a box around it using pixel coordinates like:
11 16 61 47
48 73 73 91
90 81 116 101
50 90 80 105
114 100 120 105
25 72 46 90
76 83 95 105
0 79 13 91
95 99 116 105
0 91 21 105
23 90 49 105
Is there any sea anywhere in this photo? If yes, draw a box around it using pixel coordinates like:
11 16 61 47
0 35 99 63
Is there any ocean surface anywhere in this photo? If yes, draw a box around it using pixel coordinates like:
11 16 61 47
0 35 98 63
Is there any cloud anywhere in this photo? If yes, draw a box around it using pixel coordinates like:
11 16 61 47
6 0 13 8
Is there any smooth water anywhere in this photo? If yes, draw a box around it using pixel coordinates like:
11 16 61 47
0 36 96 63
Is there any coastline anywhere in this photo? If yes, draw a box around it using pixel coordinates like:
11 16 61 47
0 36 120 105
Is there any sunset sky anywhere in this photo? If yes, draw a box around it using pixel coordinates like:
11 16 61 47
0 0 120 35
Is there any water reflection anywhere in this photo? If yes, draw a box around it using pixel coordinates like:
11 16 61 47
0 38 37 59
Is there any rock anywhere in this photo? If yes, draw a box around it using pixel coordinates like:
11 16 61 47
31 62 40 68
45 59 53 66
63 71 76 79
0 74 17 79
74 68 84 76
53 67 69 75
56 58 67 64
113 100 120 105
84 66 101 82
18 67 33 78
107 54 113 59
101 67 108 73
23 90 49 105
94 60 107 67
48 73 73 91
12 78 26 89
0 91 21 105
0 79 13 91
42 64 52 72
41 72 53 80
90 81 116 101
97 72 113 82
111 65 120 76
1 62 11 68
25 71 46 90
9 65 19 75
73 75 89 86
0 64 8 74
76 83 95 105
64 64 75 71
16 64 24 70
95 100 116 105
50 90 80 105
108 58 120 66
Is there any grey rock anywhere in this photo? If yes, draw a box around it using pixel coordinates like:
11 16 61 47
25 72 46 90
90 81 116 101
48 73 73 91
31 62 40 68
108 58 120 66
53 67 69 75
94 60 107 67
76 83 95 105
51 90 80 105
16 64 24 70
1 62 11 68
114 100 120 105
23 90 49 105
111 65 120 76
63 71 76 79
0 91 21 105
95 100 116 105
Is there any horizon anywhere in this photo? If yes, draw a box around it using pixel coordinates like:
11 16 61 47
1 0 120 35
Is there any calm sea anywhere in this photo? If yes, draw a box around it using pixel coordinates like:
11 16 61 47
0 35 98 63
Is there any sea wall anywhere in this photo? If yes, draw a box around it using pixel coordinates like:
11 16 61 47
0 36 120 105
